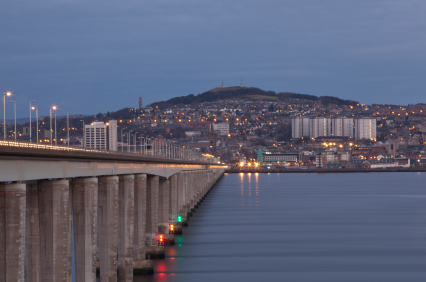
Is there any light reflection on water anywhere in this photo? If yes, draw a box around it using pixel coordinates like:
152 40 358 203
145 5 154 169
108 172 426 282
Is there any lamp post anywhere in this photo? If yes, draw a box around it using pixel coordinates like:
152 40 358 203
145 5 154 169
29 100 36 142
9 101 16 140
3 92 11 139
80 119 85 148
128 130 132 152
54 112 57 145
121 128 124 152
67 112 72 146
31 106 38 144
50 106 57 145
140 134 143 155
134 132 138 153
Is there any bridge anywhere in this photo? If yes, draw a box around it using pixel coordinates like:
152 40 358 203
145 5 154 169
0 140 225 282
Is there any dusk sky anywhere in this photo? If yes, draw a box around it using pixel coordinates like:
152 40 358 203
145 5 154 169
1 0 425 118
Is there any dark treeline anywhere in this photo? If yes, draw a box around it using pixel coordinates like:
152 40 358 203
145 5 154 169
150 87 359 108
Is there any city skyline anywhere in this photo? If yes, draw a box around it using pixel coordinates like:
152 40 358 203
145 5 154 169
1 0 426 118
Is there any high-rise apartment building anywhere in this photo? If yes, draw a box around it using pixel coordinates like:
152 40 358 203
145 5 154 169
108 120 118 151
310 118 332 138
354 118 376 140
291 117 311 139
84 120 118 150
332 117 354 138
84 121 107 150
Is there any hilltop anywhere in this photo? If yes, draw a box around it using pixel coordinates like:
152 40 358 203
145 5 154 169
150 86 359 109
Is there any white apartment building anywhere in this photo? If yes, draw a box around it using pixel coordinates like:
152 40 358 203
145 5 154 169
108 120 118 151
354 118 376 140
84 120 118 150
332 118 353 138
291 117 311 139
85 121 107 150
310 118 332 138
212 123 230 135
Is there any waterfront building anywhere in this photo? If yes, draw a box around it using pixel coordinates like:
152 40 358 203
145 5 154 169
257 151 301 164
316 150 349 168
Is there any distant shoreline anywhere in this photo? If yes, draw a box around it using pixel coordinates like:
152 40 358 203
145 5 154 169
225 168 426 173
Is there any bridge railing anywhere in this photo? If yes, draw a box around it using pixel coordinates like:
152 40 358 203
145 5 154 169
0 139 220 164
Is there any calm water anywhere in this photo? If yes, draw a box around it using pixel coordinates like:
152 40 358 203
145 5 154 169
136 172 426 282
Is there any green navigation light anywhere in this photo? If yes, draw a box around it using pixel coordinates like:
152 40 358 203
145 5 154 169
177 216 182 223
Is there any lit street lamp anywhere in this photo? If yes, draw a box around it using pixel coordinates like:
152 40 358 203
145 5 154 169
3 92 11 139
9 101 16 140
29 100 36 142
31 106 38 144
67 112 72 146
50 106 57 145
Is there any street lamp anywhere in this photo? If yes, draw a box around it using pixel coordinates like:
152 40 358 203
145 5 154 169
121 128 124 152
31 106 39 144
67 112 72 146
134 132 138 153
29 100 36 142
50 106 57 145
3 92 11 139
80 119 85 148
128 130 132 153
9 101 16 140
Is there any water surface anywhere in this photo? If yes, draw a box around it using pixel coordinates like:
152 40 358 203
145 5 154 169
140 172 426 281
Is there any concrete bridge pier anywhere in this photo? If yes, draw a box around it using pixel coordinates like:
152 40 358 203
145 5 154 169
159 178 173 245
72 177 98 282
98 176 119 282
168 175 179 235
146 175 163 259
0 183 26 282
38 179 72 282
133 174 153 274
25 181 41 282
176 172 186 229
118 175 135 282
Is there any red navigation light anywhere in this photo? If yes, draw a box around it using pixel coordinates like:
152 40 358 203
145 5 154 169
158 234 164 246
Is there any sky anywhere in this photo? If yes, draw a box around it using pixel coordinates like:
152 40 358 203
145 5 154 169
1 0 426 118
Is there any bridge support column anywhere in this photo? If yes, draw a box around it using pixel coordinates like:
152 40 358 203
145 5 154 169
159 178 172 244
72 177 98 282
146 176 163 259
133 174 153 275
169 175 180 234
118 175 134 282
176 172 187 227
98 176 119 282
0 183 26 282
25 181 41 282
38 179 72 282
188 171 196 214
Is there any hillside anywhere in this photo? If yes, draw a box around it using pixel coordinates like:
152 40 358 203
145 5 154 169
150 86 358 108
